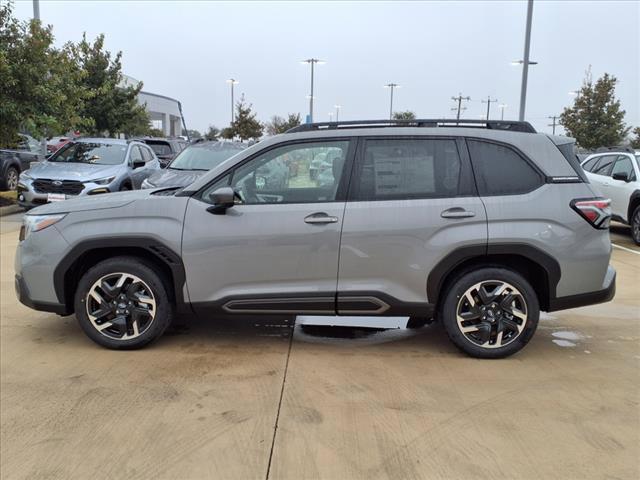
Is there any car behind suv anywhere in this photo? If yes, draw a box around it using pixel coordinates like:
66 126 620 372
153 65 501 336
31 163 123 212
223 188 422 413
581 149 640 244
15 120 615 358
17 138 161 208
135 137 187 167
0 134 45 191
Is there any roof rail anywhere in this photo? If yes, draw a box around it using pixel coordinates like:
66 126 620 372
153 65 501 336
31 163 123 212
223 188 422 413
594 146 636 154
286 118 537 134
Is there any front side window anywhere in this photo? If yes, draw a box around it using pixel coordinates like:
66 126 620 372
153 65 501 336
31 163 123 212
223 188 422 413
49 142 127 165
352 138 465 200
229 141 350 204
611 155 636 181
141 146 154 162
129 146 143 163
467 140 543 196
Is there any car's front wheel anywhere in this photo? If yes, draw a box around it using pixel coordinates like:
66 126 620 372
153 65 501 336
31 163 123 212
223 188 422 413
74 257 173 349
2 166 19 191
631 205 640 246
440 267 539 359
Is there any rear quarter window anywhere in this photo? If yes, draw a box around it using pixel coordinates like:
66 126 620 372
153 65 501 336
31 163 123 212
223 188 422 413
467 139 543 196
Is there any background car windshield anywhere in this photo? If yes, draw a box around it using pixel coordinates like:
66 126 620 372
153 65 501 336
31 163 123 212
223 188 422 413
170 146 240 170
50 142 126 165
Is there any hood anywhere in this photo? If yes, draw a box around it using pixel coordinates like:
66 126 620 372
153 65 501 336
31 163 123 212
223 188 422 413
25 161 123 181
145 168 206 189
27 189 151 215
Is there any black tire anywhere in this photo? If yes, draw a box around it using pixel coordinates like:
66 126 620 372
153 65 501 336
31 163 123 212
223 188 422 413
74 256 173 349
440 267 539 359
119 183 132 191
2 166 19 191
631 205 640 246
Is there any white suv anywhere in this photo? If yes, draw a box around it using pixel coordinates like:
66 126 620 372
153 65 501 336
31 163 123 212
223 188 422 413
581 150 640 245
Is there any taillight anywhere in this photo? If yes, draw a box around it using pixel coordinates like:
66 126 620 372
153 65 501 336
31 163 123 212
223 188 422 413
571 198 611 229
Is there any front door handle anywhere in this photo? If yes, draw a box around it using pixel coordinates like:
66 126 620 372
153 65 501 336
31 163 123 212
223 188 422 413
304 212 339 224
441 207 476 219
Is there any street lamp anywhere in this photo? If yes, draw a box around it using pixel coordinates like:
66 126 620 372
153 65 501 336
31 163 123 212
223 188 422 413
384 83 400 120
301 58 325 123
328 112 334 122
226 78 239 124
334 104 342 122
499 104 507 120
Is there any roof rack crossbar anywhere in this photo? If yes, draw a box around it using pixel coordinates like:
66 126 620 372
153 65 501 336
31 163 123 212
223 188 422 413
286 118 536 134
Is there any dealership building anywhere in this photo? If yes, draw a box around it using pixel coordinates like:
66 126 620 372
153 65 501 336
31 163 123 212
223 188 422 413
121 75 185 137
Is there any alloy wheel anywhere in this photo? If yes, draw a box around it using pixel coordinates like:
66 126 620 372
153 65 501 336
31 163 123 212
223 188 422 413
632 209 640 244
85 273 156 340
7 168 18 191
456 280 528 349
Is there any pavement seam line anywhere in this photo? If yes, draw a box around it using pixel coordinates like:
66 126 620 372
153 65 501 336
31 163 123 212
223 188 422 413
265 321 294 480
612 243 640 255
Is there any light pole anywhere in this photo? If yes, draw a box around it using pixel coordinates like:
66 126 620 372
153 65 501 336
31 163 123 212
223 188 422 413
328 112 334 122
481 96 498 120
384 83 399 120
499 104 507 120
226 78 238 125
334 104 342 122
302 58 324 123
516 0 535 121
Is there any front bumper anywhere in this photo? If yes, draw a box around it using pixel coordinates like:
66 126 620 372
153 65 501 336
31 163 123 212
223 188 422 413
547 265 616 312
15 274 70 315
17 180 116 208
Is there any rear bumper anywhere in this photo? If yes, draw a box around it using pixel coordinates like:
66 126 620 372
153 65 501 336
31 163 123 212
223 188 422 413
548 265 616 312
15 274 70 316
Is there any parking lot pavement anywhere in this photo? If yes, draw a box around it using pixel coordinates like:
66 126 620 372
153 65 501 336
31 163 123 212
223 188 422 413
1 216 639 479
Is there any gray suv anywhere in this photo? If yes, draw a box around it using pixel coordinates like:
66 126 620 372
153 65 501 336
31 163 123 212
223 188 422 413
17 138 160 208
14 120 616 358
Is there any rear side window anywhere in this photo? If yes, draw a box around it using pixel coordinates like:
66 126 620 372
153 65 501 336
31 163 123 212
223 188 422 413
352 138 468 200
592 155 615 176
582 156 600 172
467 140 543 196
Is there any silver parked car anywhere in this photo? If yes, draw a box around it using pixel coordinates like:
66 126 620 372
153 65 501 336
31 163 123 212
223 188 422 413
15 119 615 358
17 138 160 208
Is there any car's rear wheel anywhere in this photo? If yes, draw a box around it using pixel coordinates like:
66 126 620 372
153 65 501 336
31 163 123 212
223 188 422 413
74 257 172 349
440 267 539 358
3 166 19 191
631 205 640 246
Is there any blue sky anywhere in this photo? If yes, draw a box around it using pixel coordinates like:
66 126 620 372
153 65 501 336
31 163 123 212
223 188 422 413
13 0 640 134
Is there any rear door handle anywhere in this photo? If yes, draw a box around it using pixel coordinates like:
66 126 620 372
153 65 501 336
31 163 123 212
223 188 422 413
304 212 339 224
441 207 476 219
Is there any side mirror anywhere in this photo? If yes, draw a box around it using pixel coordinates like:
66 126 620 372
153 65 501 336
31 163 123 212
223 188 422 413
206 187 235 215
612 172 630 182
133 159 145 169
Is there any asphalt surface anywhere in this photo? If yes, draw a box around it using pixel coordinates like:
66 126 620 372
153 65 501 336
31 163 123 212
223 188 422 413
1 212 639 479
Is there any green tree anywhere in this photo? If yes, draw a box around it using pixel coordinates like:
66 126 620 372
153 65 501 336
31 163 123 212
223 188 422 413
392 111 416 120
560 69 629 149
629 127 640 149
0 2 89 147
204 125 220 140
221 95 263 141
72 33 150 137
265 113 301 135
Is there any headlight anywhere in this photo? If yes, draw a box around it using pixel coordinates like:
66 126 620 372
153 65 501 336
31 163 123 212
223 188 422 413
141 179 154 189
88 176 116 185
19 214 66 241
19 171 32 181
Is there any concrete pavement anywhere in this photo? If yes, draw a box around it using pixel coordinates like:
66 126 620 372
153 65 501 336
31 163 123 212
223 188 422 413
1 214 638 479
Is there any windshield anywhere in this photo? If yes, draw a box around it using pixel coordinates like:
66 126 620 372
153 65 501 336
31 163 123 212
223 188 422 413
170 145 241 171
146 142 172 155
49 142 126 165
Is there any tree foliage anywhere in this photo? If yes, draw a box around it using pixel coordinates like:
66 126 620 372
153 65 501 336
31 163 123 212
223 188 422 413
560 69 629 149
72 33 150 136
0 2 151 147
265 113 301 135
0 2 89 146
204 125 220 141
629 127 640 149
221 95 263 141
392 111 416 120
183 129 202 140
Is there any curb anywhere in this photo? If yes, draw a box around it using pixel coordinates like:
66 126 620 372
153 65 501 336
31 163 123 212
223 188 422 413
0 204 24 217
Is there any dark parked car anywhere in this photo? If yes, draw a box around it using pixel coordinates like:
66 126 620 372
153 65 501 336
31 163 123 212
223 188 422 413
0 134 45 191
141 141 245 189
135 137 187 167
